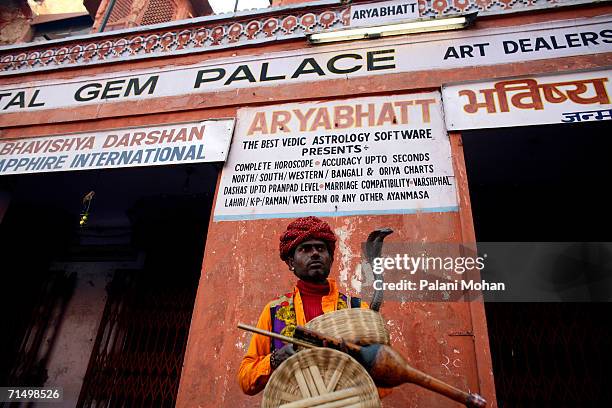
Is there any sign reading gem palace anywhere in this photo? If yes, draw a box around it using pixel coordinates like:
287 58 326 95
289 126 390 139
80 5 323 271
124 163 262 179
214 92 458 221
442 69 612 130
0 17 610 114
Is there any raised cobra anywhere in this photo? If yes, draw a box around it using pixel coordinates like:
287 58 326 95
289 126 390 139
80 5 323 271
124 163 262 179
365 228 393 311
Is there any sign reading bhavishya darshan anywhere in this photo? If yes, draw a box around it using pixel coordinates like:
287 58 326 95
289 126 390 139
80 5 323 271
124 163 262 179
0 119 235 175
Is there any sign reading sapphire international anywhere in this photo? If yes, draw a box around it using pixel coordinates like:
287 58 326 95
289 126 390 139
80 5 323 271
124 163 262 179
213 92 458 221
0 119 235 175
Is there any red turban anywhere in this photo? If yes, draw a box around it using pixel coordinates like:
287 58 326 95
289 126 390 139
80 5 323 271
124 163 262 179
279 216 336 262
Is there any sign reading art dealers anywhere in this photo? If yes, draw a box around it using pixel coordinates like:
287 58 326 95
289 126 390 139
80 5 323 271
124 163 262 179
0 16 610 114
442 70 612 130
349 0 419 27
213 93 458 221
0 119 235 175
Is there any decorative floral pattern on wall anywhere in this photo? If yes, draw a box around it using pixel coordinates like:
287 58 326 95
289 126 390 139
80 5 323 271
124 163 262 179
418 0 566 16
0 0 579 75
0 6 350 74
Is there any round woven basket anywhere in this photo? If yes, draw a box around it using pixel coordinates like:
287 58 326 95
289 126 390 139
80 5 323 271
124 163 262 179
305 308 390 345
262 347 380 408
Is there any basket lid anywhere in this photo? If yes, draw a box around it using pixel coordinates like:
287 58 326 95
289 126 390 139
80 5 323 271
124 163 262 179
262 347 380 408
305 308 390 345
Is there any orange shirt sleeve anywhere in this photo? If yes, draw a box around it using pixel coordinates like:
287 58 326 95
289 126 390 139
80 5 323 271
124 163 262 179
238 295 392 399
237 302 273 395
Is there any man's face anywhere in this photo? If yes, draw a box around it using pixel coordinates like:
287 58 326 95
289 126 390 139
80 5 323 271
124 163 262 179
288 239 332 284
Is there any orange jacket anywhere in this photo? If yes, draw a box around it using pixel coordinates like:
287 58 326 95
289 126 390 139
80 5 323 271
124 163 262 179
237 279 391 398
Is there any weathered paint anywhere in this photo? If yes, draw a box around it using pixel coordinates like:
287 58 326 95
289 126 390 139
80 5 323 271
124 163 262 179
0 0 32 46
177 211 492 407
41 265 114 407
2 3 610 407
174 107 497 407
1 6 611 125
451 132 497 405
2 52 611 129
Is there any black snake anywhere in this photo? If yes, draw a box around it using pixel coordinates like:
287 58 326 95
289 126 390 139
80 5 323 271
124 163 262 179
364 228 393 312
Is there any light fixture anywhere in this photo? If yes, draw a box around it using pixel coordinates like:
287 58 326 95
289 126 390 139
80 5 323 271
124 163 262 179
79 190 95 227
308 13 477 44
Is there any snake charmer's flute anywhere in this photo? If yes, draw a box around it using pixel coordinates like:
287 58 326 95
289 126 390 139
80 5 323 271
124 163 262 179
238 323 487 408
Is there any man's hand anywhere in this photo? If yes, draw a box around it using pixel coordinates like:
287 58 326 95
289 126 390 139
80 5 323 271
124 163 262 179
270 344 296 369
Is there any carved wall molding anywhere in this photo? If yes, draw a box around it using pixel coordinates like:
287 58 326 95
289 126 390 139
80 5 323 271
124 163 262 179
0 5 350 75
0 0 594 76
419 0 566 16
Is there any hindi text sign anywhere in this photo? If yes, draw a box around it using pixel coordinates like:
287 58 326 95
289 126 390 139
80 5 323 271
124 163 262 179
442 70 612 129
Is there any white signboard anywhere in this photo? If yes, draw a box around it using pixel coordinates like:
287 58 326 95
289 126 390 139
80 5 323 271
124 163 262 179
0 16 610 115
349 0 419 27
442 69 612 130
0 119 235 175
214 92 458 221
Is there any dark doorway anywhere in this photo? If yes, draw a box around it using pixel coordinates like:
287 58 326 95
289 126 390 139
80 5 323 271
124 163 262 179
0 164 218 407
462 121 612 408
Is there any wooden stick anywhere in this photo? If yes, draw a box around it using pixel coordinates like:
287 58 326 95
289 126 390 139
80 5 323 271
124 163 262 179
302 366 319 396
326 357 347 393
238 323 315 349
293 363 311 399
278 387 361 408
279 391 300 402
238 323 486 408
314 395 361 408
342 403 366 408
309 365 328 395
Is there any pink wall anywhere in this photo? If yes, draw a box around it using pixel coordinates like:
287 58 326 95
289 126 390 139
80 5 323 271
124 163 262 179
176 133 497 407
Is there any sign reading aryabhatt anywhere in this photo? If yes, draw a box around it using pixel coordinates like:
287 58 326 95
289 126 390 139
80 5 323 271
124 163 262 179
214 92 458 221
442 69 612 130
349 0 419 27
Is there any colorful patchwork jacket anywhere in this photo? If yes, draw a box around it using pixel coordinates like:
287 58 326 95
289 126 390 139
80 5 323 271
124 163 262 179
237 278 366 396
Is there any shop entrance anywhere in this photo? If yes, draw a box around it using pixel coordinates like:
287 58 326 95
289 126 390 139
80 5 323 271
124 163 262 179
0 164 218 407
462 120 612 407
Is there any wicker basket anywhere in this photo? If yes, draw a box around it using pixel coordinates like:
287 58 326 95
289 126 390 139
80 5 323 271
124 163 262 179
262 347 380 408
305 308 390 346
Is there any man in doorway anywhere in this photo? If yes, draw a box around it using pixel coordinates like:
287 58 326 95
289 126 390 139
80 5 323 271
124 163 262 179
237 216 367 395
